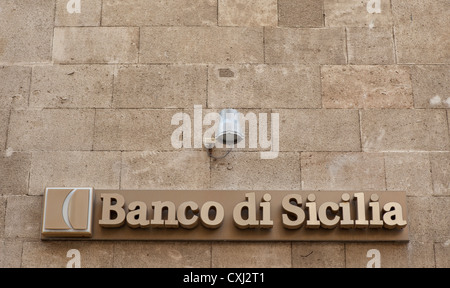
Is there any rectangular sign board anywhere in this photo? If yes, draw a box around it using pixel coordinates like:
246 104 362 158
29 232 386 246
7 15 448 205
41 189 409 242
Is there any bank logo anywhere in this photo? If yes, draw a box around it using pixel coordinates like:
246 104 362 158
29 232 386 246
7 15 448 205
42 188 94 238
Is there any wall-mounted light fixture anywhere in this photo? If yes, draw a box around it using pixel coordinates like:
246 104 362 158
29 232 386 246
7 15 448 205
216 109 244 145
206 109 244 159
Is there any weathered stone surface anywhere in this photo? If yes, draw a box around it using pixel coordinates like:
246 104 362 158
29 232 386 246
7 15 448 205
7 109 95 151
431 196 450 242
0 110 9 149
0 197 5 238
301 152 385 191
408 196 450 245
392 0 450 64
265 28 346 64
346 242 435 268
409 196 450 246
361 110 450 151
4 196 41 239
347 27 395 65
218 0 278 27
385 153 433 197
278 0 324 28
275 109 361 152
0 0 447 269
430 153 450 196
121 151 210 190
324 0 393 27
435 242 450 268
114 241 211 268
22 241 114 268
30 65 114 108
212 242 291 268
102 0 217 26
407 197 434 242
55 0 102 26
0 0 54 64
29 151 121 195
211 152 301 190
0 152 31 195
0 66 31 109
408 196 450 258
113 65 207 108
322 65 413 109
0 240 22 268
208 64 321 108
410 65 450 108
93 109 175 151
140 27 264 64
292 243 345 268
53 27 139 64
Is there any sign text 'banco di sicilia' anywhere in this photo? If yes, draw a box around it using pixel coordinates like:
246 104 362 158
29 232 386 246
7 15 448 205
41 188 408 242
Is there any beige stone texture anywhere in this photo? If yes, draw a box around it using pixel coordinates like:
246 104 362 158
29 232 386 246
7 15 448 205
113 65 207 108
211 152 301 190
212 242 291 268
55 0 102 27
0 0 54 64
121 151 210 190
347 27 395 65
53 27 139 64
0 152 31 195
392 0 450 64
407 197 434 243
385 153 433 197
361 110 450 152
0 0 448 268
0 240 22 268
114 241 211 268
301 152 385 191
324 0 393 27
7 109 95 151
265 28 346 64
322 65 413 109
448 110 450 131
292 242 345 268
431 196 450 242
218 0 278 27
5 196 41 239
140 27 264 64
408 196 450 244
0 197 5 238
275 109 361 152
208 64 321 109
435 242 450 268
0 66 31 109
22 241 114 268
0 110 9 149
29 151 121 196
278 0 324 28
410 65 450 109
30 65 114 108
93 109 175 151
412 242 442 268
346 242 435 268
102 0 217 27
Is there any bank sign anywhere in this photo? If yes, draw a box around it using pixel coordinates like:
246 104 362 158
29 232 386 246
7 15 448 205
41 188 408 241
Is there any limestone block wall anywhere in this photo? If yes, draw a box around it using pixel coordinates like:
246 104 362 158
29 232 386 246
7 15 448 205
0 0 449 268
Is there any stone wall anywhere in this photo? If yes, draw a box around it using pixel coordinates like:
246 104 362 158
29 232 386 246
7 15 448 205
0 0 449 268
